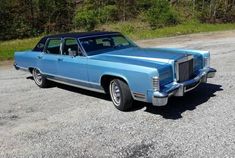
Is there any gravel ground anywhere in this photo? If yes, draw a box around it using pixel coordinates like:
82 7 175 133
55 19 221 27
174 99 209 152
0 31 235 158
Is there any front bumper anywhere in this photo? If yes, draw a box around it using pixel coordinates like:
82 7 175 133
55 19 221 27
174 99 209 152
14 62 20 70
152 67 216 106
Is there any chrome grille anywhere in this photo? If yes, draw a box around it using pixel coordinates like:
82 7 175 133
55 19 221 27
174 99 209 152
178 59 194 82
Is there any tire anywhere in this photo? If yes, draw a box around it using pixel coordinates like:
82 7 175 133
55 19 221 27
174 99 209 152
109 79 133 111
32 68 49 88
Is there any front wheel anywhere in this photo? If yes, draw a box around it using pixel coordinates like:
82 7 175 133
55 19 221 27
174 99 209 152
32 68 49 88
109 79 133 111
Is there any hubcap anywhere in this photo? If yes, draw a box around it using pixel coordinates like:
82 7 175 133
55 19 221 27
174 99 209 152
110 81 121 106
33 69 42 85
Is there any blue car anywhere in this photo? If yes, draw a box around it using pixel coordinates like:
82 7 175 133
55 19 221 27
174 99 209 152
14 32 216 111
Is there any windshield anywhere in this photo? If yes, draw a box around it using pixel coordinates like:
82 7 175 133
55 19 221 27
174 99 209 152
79 34 137 56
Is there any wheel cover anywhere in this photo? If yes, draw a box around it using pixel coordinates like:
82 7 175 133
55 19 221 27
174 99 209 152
33 69 42 85
110 81 121 106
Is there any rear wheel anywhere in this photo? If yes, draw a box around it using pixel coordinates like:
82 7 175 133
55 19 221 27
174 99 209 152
32 68 49 88
109 79 133 111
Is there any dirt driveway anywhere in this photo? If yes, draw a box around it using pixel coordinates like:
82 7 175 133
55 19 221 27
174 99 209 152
0 31 235 157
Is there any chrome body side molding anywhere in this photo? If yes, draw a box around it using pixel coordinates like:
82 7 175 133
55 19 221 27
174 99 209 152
47 77 105 94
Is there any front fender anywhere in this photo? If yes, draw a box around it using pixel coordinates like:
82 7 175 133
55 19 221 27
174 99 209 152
87 60 159 94
99 67 158 94
99 72 130 86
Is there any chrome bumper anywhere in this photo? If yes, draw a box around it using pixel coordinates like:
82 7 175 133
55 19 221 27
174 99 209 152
152 67 216 106
14 63 20 70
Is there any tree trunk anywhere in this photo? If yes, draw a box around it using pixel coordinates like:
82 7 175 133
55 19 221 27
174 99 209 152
202 0 205 12
123 0 126 21
29 0 34 29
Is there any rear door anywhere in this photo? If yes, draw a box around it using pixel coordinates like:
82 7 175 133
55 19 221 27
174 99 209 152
38 38 62 76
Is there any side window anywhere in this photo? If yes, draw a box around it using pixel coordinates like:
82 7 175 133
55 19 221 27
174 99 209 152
36 43 45 49
63 38 81 56
45 39 61 55
112 36 130 46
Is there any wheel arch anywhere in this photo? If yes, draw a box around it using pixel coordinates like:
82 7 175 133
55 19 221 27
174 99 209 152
28 67 43 74
100 73 130 93
28 67 34 74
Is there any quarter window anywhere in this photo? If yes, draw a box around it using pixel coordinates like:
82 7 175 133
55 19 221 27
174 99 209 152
113 36 130 46
45 39 61 55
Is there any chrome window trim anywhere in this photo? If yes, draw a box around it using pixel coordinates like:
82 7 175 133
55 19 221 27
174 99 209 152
78 33 121 39
77 38 88 56
175 55 194 82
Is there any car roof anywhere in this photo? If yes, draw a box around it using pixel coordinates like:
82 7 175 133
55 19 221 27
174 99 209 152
33 31 121 52
44 31 120 39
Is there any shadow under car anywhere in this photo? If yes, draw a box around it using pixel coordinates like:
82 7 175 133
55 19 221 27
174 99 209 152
27 76 222 119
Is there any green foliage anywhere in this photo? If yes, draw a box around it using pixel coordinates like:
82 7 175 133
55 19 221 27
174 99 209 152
0 0 33 40
98 21 235 40
74 4 118 31
0 0 235 41
115 0 137 21
196 0 235 23
98 5 118 23
0 0 75 40
1 22 235 61
175 0 235 23
0 37 41 60
143 0 179 29
74 9 97 31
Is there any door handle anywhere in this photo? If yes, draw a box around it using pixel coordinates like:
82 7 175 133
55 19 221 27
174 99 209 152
58 58 63 61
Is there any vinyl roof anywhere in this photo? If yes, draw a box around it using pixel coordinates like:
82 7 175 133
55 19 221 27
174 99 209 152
33 31 121 51
44 31 120 39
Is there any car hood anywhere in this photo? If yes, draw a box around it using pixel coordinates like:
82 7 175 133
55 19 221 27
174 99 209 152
89 47 187 67
88 47 203 86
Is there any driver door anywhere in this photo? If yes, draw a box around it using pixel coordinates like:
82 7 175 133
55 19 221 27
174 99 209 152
57 38 89 87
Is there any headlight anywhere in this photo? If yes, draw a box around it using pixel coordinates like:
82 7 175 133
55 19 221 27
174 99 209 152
203 51 210 68
152 76 160 91
204 56 210 68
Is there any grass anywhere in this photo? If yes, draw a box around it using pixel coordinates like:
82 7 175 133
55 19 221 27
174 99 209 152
0 37 41 61
1 21 235 61
101 21 235 40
